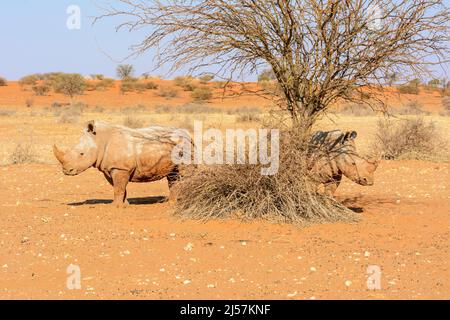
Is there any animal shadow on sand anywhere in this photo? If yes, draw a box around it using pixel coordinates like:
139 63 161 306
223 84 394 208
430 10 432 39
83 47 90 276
339 195 399 213
68 196 168 207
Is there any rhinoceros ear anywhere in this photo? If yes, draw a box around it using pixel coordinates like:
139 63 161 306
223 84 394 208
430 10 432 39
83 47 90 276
86 121 97 135
349 131 357 140
343 131 357 142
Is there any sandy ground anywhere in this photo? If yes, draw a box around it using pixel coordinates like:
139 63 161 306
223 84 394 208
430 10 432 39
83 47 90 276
0 160 449 300
0 82 449 300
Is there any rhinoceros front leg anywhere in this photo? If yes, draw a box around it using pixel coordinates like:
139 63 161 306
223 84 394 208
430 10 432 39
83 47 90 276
111 169 131 208
324 174 342 197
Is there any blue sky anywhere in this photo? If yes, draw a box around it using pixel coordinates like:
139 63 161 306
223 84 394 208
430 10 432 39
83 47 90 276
0 1 447 81
0 0 173 80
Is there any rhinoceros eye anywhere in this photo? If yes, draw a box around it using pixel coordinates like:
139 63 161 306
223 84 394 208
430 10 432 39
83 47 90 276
80 152 85 156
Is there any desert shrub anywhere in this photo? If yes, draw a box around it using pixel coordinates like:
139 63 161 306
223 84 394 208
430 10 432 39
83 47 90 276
123 115 146 128
157 86 179 99
25 98 34 108
120 80 136 94
10 141 38 164
144 81 158 90
174 129 357 224
117 64 135 80
32 84 50 96
258 69 276 82
259 80 281 95
155 103 218 114
213 81 229 89
442 88 450 97
0 109 16 117
226 106 262 115
56 104 84 123
198 74 214 84
337 104 375 116
95 78 115 91
92 106 105 113
398 84 420 95
90 74 104 80
443 97 450 111
373 117 446 160
0 77 7 86
19 74 40 88
440 97 450 116
121 104 148 114
52 73 86 98
179 103 217 114
236 112 261 123
191 86 213 102
396 101 429 115
174 76 196 91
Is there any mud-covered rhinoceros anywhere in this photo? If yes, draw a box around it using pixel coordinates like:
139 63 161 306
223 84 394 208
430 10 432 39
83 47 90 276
309 130 379 196
53 120 192 207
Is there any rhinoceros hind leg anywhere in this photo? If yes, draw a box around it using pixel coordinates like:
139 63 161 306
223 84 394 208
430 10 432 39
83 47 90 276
111 169 131 208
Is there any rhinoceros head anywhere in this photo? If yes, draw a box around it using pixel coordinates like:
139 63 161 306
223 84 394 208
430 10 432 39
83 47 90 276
333 131 379 186
53 121 99 176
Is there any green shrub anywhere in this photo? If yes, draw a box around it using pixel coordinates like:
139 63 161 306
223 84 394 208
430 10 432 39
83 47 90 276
19 74 40 88
32 84 50 96
52 74 86 99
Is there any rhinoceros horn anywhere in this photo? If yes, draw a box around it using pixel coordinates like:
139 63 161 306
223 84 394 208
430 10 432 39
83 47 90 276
53 145 65 164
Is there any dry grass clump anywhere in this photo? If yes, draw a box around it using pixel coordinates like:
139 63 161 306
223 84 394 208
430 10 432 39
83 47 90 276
396 101 429 115
0 109 17 117
191 86 213 102
154 103 218 114
121 104 148 114
440 97 450 116
10 141 38 164
337 104 375 116
123 115 146 129
56 104 85 124
174 129 357 225
174 76 197 91
398 84 420 95
236 112 261 123
373 117 447 161
157 86 180 99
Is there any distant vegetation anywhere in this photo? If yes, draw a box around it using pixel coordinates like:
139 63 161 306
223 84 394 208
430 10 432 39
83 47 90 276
373 117 447 161
116 64 135 80
52 73 86 100
191 86 213 102
0 77 7 86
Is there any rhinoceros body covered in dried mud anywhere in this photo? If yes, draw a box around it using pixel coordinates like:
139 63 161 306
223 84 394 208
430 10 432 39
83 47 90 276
309 130 379 196
53 120 191 207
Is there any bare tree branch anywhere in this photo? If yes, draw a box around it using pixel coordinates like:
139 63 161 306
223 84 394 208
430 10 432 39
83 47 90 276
95 0 449 128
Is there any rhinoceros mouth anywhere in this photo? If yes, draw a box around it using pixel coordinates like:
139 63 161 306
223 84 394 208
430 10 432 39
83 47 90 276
63 168 78 176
